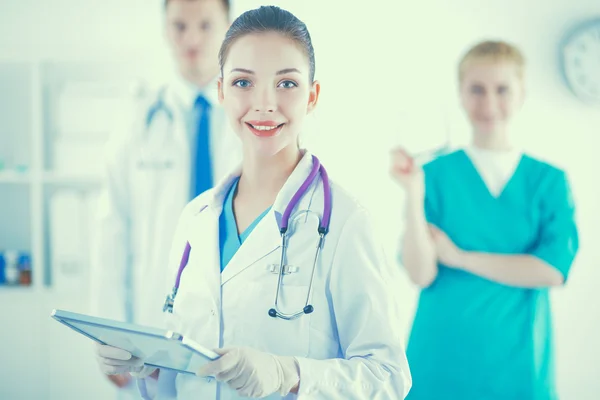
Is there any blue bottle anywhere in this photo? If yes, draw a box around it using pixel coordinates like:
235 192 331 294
0 252 5 285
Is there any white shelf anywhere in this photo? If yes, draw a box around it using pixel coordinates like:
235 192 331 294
0 285 35 292
0 171 103 186
0 59 139 295
0 171 31 184
43 171 102 186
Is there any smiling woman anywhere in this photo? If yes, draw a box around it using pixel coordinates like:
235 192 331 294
217 30 318 162
95 5 412 400
391 40 580 400
216 6 318 162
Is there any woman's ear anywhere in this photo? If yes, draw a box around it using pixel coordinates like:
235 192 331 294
307 81 321 114
217 78 225 105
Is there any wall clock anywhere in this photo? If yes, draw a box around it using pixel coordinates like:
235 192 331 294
561 18 600 105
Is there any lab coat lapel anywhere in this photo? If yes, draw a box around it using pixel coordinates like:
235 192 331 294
185 203 221 304
164 85 192 150
186 170 240 302
220 212 282 285
220 151 317 285
166 76 220 150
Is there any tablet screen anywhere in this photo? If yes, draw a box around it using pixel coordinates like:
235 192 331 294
51 309 218 375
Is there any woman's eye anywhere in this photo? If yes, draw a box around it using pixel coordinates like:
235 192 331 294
497 85 509 95
471 85 484 95
278 80 298 89
233 79 252 88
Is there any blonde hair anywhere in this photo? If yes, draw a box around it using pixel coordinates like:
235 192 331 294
458 40 526 82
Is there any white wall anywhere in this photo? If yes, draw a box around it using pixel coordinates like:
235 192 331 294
0 0 598 399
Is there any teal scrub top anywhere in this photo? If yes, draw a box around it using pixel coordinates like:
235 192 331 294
219 178 272 271
406 150 578 400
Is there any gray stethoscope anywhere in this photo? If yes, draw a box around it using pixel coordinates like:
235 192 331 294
163 155 332 321
145 87 174 129
136 87 177 170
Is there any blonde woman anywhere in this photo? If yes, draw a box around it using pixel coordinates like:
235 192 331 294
391 41 579 399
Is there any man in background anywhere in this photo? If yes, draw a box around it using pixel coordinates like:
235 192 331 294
90 0 239 396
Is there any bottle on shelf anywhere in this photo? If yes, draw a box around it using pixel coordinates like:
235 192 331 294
0 252 5 284
18 253 32 286
0 250 32 287
3 250 20 285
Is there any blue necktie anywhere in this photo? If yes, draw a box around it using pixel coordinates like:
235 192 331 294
192 95 213 198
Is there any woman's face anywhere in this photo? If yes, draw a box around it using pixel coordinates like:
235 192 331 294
218 32 320 157
460 61 525 137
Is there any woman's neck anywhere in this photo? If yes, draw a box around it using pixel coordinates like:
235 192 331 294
472 129 512 151
237 146 303 204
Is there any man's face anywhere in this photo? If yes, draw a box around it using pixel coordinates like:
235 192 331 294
164 0 229 79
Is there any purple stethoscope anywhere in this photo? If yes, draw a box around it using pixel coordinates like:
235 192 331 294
163 155 332 320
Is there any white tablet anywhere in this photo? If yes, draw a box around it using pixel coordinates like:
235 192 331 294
51 309 219 375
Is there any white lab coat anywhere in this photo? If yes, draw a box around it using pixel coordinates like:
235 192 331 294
146 151 412 399
90 81 241 328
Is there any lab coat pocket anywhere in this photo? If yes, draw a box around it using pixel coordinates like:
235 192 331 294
233 281 312 358
130 137 181 205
